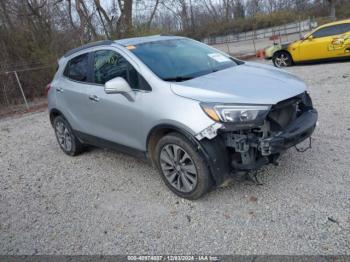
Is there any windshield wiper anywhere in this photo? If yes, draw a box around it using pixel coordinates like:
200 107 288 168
163 76 193 82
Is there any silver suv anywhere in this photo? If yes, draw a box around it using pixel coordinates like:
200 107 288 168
48 35 318 199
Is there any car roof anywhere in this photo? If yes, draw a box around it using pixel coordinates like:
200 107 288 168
63 40 115 57
115 35 184 46
317 19 350 29
62 35 184 58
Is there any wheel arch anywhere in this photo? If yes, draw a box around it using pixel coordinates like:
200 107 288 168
49 108 64 126
146 124 231 187
274 49 294 62
146 124 195 165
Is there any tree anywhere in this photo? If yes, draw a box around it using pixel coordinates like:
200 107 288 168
122 0 133 35
233 0 245 18
246 0 261 17
327 0 336 20
146 0 160 29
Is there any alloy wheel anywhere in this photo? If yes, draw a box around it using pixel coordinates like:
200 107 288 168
275 53 290 67
55 120 73 152
160 144 198 193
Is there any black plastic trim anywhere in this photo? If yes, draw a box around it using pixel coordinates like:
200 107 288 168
294 55 350 65
49 108 64 126
198 136 232 186
146 124 193 151
74 130 147 159
266 109 318 154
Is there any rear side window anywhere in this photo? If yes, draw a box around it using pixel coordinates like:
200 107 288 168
313 23 350 38
93 50 151 90
64 53 89 82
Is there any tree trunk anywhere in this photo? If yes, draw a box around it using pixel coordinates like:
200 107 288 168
94 0 113 38
147 0 160 29
123 0 133 35
328 0 336 20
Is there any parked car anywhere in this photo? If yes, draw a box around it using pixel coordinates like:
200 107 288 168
265 19 350 67
48 35 318 199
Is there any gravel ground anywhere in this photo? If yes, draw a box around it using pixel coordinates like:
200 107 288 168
0 60 349 255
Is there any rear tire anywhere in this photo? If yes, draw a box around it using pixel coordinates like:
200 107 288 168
273 51 292 67
155 133 212 200
53 115 84 156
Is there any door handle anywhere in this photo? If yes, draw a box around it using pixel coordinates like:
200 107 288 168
89 94 100 102
56 87 64 93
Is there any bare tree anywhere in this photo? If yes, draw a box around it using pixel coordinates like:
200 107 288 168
75 0 98 41
246 0 261 17
94 0 113 38
233 0 245 18
327 0 336 20
122 0 133 35
147 0 161 29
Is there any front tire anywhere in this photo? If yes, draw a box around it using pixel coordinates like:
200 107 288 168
273 51 292 67
53 116 84 156
155 133 212 200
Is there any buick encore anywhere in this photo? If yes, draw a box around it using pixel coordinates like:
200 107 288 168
48 35 318 199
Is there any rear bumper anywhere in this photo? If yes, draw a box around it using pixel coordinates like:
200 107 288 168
259 109 318 155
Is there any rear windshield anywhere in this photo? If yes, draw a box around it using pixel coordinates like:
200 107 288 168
130 38 237 82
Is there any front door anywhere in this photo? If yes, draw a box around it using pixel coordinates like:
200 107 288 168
86 49 149 151
298 36 330 61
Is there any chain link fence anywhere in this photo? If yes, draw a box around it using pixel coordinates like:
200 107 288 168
206 18 318 57
0 65 55 116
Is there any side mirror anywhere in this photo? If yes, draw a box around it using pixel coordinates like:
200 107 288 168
308 35 314 41
104 77 135 101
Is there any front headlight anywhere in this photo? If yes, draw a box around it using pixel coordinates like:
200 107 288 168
201 103 271 123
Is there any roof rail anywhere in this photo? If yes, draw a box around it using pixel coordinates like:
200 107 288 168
63 40 114 57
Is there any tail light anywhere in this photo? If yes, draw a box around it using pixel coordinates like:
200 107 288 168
45 83 51 96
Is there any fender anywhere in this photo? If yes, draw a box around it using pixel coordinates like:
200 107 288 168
265 41 293 59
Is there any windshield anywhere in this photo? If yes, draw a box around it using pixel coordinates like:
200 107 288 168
130 38 237 82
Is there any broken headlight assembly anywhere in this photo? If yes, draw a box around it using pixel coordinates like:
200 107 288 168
201 103 271 126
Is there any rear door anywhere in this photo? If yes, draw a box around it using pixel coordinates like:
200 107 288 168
327 23 350 57
86 49 151 151
57 52 94 133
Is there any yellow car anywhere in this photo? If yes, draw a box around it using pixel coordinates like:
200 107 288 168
270 19 350 67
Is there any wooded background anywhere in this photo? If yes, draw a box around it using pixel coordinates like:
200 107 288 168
0 0 349 109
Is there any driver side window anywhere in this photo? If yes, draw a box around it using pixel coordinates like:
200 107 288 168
93 49 151 91
94 50 129 85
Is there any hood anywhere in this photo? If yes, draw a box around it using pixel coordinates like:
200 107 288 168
281 41 294 49
170 62 307 105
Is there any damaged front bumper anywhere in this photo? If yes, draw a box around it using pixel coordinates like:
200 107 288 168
196 92 318 186
259 108 317 156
